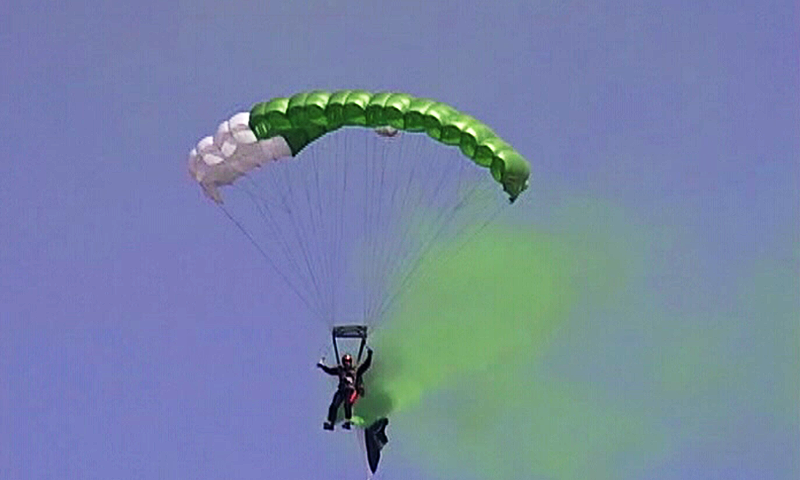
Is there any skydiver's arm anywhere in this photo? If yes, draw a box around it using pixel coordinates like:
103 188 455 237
317 363 339 376
357 348 373 375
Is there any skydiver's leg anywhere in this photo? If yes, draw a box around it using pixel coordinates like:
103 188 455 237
341 392 354 429
327 390 345 424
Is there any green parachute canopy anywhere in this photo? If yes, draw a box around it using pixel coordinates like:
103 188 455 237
189 90 530 204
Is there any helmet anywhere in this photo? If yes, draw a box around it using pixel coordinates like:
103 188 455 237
341 354 353 367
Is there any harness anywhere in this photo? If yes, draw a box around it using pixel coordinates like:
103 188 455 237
339 366 363 403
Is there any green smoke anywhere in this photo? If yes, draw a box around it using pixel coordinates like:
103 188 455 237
355 197 666 479
352 196 799 480
355 224 577 425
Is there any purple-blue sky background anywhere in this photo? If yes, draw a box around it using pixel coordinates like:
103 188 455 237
2 1 798 479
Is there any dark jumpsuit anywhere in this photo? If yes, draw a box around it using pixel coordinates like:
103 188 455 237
319 349 372 423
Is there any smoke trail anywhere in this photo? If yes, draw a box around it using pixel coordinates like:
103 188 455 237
354 224 577 424
353 199 799 480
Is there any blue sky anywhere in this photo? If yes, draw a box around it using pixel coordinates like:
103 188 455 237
2 1 797 479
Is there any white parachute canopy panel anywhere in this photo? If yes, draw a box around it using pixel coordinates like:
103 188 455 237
187 112 292 203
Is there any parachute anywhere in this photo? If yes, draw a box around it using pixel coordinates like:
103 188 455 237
188 89 531 474
188 90 530 205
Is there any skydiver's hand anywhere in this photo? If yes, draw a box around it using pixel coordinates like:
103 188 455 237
316 362 324 369
367 347 373 355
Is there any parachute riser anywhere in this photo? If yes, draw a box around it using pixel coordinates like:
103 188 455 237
332 325 368 365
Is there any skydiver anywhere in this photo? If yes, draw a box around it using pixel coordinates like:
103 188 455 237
317 347 373 431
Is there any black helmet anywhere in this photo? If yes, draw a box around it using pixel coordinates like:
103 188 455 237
341 354 353 367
